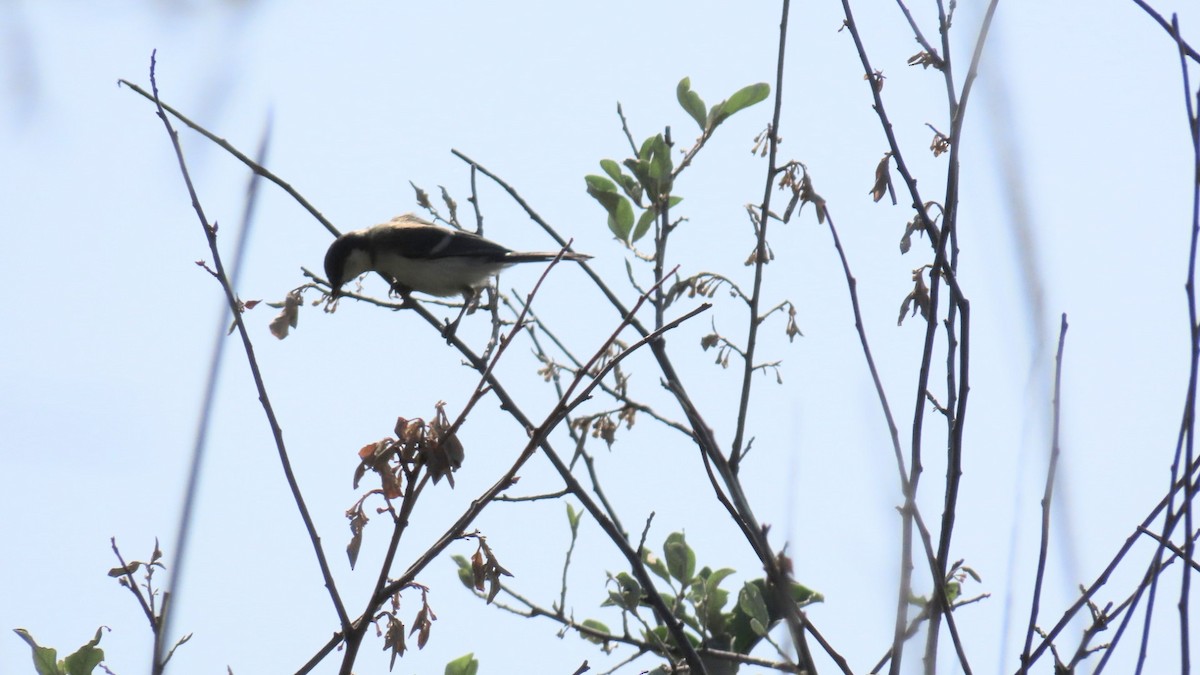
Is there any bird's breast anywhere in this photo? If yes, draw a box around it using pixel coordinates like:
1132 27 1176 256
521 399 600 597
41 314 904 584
372 252 508 297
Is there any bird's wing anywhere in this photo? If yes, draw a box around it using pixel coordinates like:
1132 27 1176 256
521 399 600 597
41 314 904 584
369 224 513 261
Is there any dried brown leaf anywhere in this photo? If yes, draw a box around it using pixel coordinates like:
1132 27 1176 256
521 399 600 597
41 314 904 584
898 269 931 326
268 290 302 339
870 153 893 203
410 181 432 210
346 507 367 569
383 615 406 665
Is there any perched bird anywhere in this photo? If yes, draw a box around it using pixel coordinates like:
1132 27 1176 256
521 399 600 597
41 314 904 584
324 213 591 303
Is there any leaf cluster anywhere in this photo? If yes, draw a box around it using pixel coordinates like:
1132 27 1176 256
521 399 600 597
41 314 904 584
602 533 821 661
585 78 768 245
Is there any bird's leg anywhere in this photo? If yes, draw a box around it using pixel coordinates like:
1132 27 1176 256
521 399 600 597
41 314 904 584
441 288 479 342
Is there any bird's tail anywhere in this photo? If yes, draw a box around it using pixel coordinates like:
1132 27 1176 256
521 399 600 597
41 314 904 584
505 251 593 263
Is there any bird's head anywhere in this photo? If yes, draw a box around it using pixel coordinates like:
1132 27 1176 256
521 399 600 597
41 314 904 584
324 231 372 298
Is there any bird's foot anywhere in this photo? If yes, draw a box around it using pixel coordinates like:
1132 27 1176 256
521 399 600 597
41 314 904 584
387 284 417 308
441 302 471 343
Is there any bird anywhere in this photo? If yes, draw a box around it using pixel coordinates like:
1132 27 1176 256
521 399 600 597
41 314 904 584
323 214 591 329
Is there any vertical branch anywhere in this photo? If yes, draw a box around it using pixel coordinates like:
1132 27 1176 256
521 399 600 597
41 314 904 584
656 133 671 332
1172 13 1200 671
1128 15 1200 674
922 2 999 668
1018 314 1069 673
841 2 998 671
836 5 928 670
934 0 958 113
729 0 791 473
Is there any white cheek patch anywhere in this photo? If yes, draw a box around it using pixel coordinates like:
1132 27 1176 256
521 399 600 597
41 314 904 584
342 248 375 281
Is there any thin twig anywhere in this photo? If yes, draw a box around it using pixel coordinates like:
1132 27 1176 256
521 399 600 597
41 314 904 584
110 539 156 627
507 294 694 439
617 102 639 156
1129 0 1200 63
836 7 939 671
729 0 790 473
448 251 576 439
1019 314 1069 673
118 79 339 237
893 0 945 70
1138 526 1200 573
825 204 972 673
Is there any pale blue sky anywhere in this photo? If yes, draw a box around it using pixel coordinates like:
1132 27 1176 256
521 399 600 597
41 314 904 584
2 2 1197 674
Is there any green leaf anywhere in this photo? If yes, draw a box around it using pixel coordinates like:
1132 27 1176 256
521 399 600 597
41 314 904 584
944 580 961 603
642 547 672 583
644 623 700 650
63 649 103 675
644 625 671 646
63 628 105 675
738 582 770 636
580 619 611 644
600 159 625 184
622 158 645 183
604 572 642 611
602 159 644 205
723 83 771 117
589 188 622 219
623 157 653 203
706 568 737 593
585 174 618 194
451 555 475 589
647 135 673 183
706 588 729 623
654 143 674 197
632 208 656 243
13 629 64 675
638 135 658 161
608 196 635 241
444 653 479 675
659 591 683 619
676 77 707 130
789 580 824 607
707 82 770 131
565 502 581 535
664 532 696 585
688 572 730 635
625 134 673 202
586 175 634 240
624 180 645 206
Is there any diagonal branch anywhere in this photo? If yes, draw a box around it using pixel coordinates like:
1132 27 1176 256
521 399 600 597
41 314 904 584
118 78 340 238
